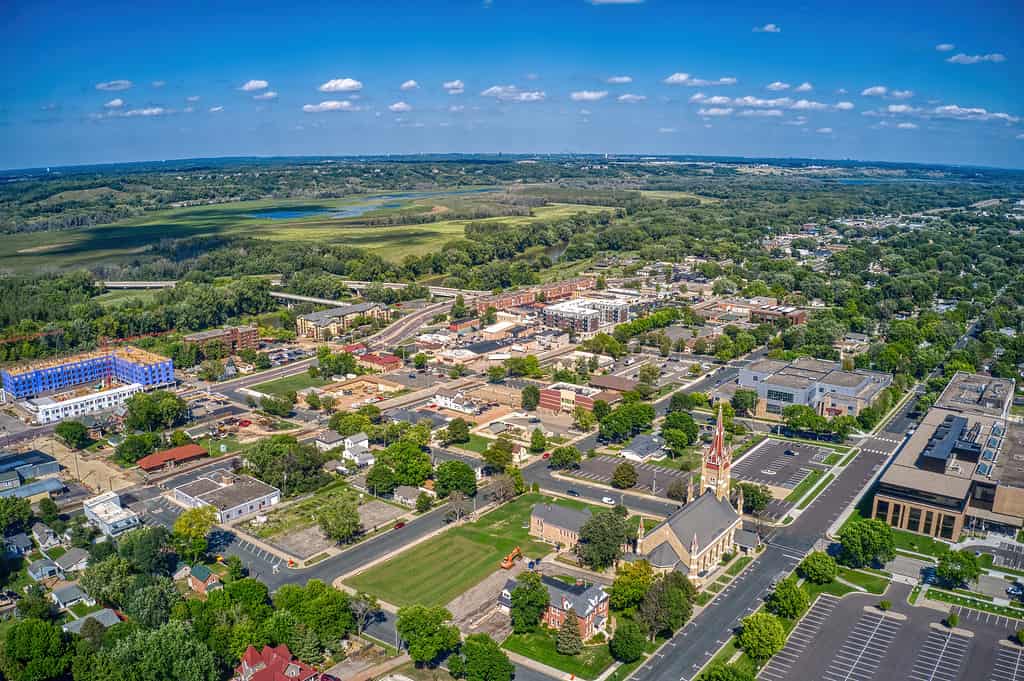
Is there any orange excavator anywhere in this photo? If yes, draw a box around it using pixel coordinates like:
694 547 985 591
500 546 522 569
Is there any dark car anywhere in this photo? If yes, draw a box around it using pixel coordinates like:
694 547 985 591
566 489 581 497
784 449 796 456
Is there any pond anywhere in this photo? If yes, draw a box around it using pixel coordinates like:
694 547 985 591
246 187 495 220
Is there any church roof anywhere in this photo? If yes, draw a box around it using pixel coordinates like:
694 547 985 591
648 491 740 556
647 541 681 568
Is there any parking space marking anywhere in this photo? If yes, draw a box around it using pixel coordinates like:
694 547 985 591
991 645 1024 681
907 629 972 681
821 611 902 681
760 595 840 681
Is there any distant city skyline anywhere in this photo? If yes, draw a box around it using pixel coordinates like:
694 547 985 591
2 0 1021 169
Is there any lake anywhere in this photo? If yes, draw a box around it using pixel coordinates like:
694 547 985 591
246 188 495 220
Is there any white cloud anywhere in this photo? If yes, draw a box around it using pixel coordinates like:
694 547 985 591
794 82 813 92
935 43 955 52
318 78 362 92
400 80 419 90
861 85 888 96
705 95 732 105
481 85 545 102
947 53 1006 64
95 80 132 91
897 122 918 129
186 95 200 103
448 105 465 112
733 95 791 108
571 90 609 101
816 127 832 133
302 100 360 113
658 127 677 133
1017 133 1024 140
753 23 781 33
791 99 828 110
837 88 848 94
766 81 790 91
891 89 914 99
664 73 736 86
99 106 169 118
739 109 783 117
886 104 917 113
834 101 855 110
784 116 809 126
152 80 166 88
443 79 465 95
698 107 733 117
253 91 278 100
209 106 224 113
389 101 412 112
617 94 647 103
240 79 269 92
931 104 1018 123
606 75 633 84
104 98 124 109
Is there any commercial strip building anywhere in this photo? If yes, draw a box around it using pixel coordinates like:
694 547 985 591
173 470 280 522
738 356 892 418
183 326 258 354
692 297 807 326
541 298 630 333
538 382 620 415
83 492 141 537
24 382 145 425
295 302 388 341
872 372 1021 539
136 443 209 473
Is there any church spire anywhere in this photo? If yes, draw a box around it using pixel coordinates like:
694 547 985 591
700 403 732 501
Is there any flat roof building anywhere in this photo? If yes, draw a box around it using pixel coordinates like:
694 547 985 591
295 303 388 341
183 326 258 354
539 382 619 414
173 470 280 522
739 356 892 419
83 491 140 537
1 346 173 402
541 298 629 333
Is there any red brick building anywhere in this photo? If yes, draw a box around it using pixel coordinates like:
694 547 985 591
474 277 596 314
183 326 259 353
539 382 619 414
499 574 609 639
187 564 223 596
235 644 318 681
357 353 403 373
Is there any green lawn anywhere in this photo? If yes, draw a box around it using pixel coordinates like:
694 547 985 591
925 587 1023 619
803 579 856 600
838 567 890 594
70 602 103 618
252 373 328 397
726 557 754 577
242 479 358 538
502 629 615 680
891 529 950 559
785 469 824 503
456 433 493 454
839 450 859 466
196 436 244 456
46 546 67 560
797 473 835 510
824 454 841 466
345 494 554 607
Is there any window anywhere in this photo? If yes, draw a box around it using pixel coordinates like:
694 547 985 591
923 511 934 535
874 499 889 521
939 515 955 540
890 503 902 528
766 390 794 403
907 508 921 533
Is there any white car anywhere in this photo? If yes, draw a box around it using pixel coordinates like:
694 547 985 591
601 496 616 505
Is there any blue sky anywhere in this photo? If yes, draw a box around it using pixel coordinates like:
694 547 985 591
1 0 1021 169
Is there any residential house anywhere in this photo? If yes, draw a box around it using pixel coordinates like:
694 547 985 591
621 434 665 463
188 564 223 595
499 574 609 639
54 547 89 574
393 485 420 506
28 558 61 581
31 522 59 550
235 644 319 681
51 584 94 610
63 608 121 635
342 432 374 467
434 387 480 415
314 430 344 453
3 533 32 557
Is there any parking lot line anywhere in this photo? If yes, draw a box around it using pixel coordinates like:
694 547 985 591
991 645 1024 681
906 629 971 681
760 595 839 681
821 611 902 681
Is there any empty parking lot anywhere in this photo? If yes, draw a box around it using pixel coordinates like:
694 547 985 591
822 610 904 681
761 594 840 681
571 455 689 494
731 437 832 490
992 644 1024 681
906 627 972 681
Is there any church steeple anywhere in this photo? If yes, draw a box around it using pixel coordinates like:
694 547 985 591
700 403 732 501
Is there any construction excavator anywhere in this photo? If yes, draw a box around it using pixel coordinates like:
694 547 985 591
500 546 522 569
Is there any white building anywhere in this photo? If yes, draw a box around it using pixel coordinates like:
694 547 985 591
83 492 141 537
21 383 144 425
173 470 280 522
434 388 479 415
343 432 375 467
314 430 344 453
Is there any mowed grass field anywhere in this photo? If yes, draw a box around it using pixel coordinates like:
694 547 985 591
1 189 612 272
344 493 556 607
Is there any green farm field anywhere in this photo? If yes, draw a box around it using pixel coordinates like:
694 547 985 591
0 190 611 272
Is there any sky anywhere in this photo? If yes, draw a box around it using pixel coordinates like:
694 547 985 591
1 0 1022 170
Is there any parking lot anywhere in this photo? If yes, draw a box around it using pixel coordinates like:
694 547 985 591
992 542 1024 571
571 455 689 495
821 610 904 681
906 627 972 681
761 594 840 681
992 644 1024 681
731 437 832 491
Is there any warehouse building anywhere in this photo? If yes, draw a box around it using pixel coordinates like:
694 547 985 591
173 470 280 522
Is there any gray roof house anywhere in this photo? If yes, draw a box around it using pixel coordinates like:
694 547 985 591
315 430 345 452
3 532 32 556
28 558 62 581
393 485 420 506
55 547 89 574
621 433 665 462
31 522 59 549
63 608 121 635
51 584 93 610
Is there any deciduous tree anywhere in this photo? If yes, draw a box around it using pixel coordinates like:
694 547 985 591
396 605 461 665
737 612 785 663
510 571 549 633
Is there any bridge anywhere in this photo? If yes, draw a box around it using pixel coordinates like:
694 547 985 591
100 279 485 299
101 280 178 289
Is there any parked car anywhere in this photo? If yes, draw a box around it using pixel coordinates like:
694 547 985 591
601 496 616 505
566 489 581 497
542 452 551 459
784 449 796 456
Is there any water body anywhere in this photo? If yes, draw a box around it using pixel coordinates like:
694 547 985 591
246 188 495 220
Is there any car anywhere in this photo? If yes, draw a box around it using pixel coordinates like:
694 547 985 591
770 571 788 589
783 449 796 456
393 521 406 529
542 452 550 459
566 489 581 497
601 496 616 505
409 373 417 378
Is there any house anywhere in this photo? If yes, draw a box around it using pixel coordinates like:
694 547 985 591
499 574 609 639
621 434 665 463
393 485 420 506
357 353 403 373
31 522 59 550
51 584 94 610
342 432 374 467
63 608 121 635
3 533 32 556
314 430 344 453
188 564 223 595
173 563 192 580
530 503 592 549
137 443 209 473
55 547 89 574
28 558 61 581
235 644 319 681
434 388 480 415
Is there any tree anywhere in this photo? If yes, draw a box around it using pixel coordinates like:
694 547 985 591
837 518 895 568
15 586 56 621
443 417 471 444
730 389 758 416
380 440 433 486
225 554 246 580
79 555 134 608
577 509 630 570
610 617 647 663
510 571 549 633
521 385 540 411
318 496 362 544
305 392 321 410
90 621 218 681
487 365 507 383
549 446 581 470
609 560 655 610
0 618 72 681
416 492 433 513
172 505 217 563
198 359 224 382
556 608 583 655
798 551 838 585
638 363 660 385
483 437 515 473
118 525 175 575
611 462 638 489
946 612 959 628
260 395 292 417
396 605 461 665
700 663 756 681
463 633 514 681
592 399 612 421
55 420 89 449
735 483 771 514
489 474 517 502
530 428 546 453
414 353 429 369
766 577 808 619
366 463 397 495
667 478 689 501
321 393 336 414
451 294 469 319
38 497 60 525
124 577 182 628
0 496 31 535
639 576 693 637
937 549 982 588
352 592 381 635
737 612 786 663
662 412 699 453
124 390 188 432
114 432 161 464
435 460 477 498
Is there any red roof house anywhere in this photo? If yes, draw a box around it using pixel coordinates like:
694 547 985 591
235 644 318 681
137 444 208 472
357 353 402 372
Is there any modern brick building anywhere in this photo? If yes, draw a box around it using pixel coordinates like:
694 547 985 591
183 326 258 354
473 277 596 314
538 382 619 414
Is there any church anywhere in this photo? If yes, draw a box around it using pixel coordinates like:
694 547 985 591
635 405 744 584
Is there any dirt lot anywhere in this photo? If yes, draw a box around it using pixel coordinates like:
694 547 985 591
446 561 524 639
270 525 334 560
358 499 406 532
44 437 138 493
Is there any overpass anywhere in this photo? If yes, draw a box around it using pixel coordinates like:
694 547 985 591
101 279 484 299
101 280 177 289
336 280 488 298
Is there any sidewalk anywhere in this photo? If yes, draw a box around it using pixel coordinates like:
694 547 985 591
505 649 576 680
